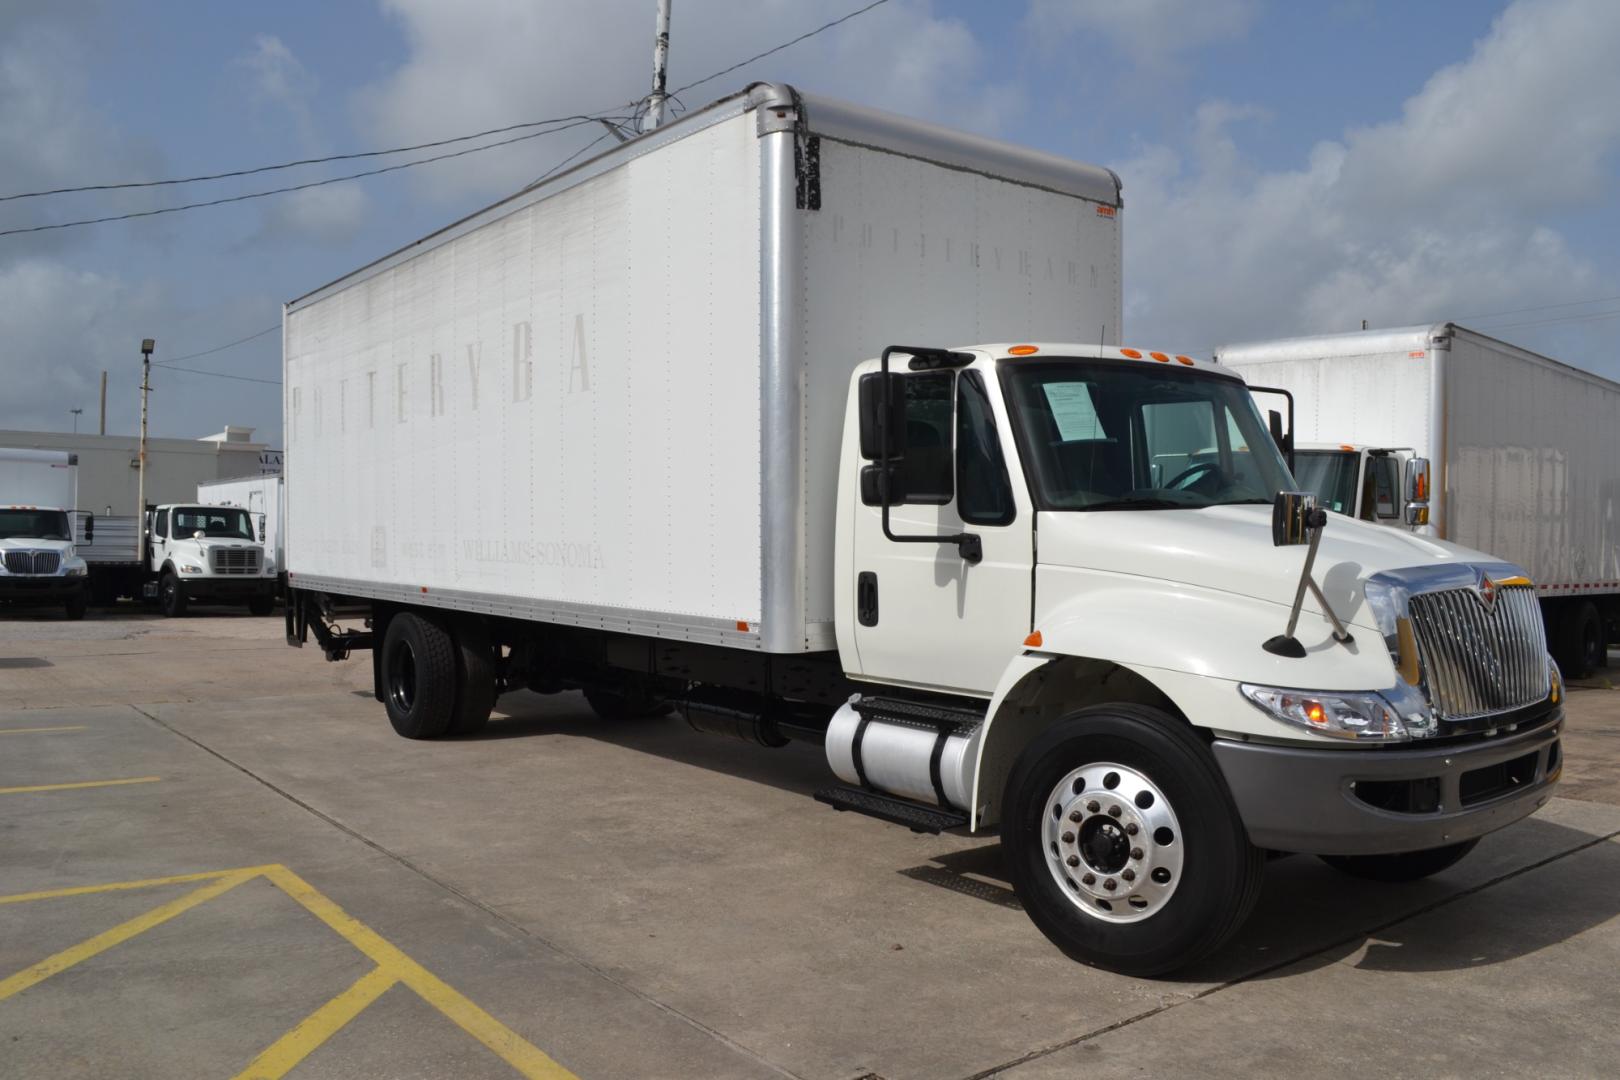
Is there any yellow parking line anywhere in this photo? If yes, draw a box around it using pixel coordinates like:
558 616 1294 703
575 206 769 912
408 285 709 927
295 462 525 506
230 966 399 1080
0 726 88 735
264 865 577 1079
0 869 258 1001
0 866 271 907
0 776 161 796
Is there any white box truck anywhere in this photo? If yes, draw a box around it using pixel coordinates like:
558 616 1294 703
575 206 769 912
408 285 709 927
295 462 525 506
0 447 92 618
198 474 285 595
1217 323 1620 677
285 85 1564 975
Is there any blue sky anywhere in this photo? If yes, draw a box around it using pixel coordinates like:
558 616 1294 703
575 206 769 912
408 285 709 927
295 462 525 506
3 0 1616 443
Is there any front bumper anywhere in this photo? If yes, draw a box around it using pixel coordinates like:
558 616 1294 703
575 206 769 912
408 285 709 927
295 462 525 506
181 577 274 602
1213 706 1562 855
0 576 84 601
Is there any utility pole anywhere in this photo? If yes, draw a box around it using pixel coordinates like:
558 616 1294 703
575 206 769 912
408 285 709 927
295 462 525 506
70 408 83 433
99 371 108 435
643 0 672 131
137 339 154 561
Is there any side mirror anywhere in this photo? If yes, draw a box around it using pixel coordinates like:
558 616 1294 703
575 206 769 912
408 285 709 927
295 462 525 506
1271 490 1322 547
84 514 94 544
858 372 908 461
258 514 267 542
860 463 908 506
1404 457 1430 526
193 530 206 540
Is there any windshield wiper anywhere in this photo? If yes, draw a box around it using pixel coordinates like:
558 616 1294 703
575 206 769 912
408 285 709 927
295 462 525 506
1077 497 1188 511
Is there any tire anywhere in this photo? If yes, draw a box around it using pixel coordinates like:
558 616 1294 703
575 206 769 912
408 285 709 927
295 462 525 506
63 587 88 620
1567 602 1604 679
1000 704 1264 977
379 612 458 739
1319 838 1479 882
445 620 497 736
159 571 187 617
247 594 275 617
584 685 671 721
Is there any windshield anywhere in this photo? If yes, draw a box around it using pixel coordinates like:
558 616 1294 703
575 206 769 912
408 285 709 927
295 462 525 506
1000 360 1292 510
1293 450 1360 516
172 506 254 540
0 509 71 541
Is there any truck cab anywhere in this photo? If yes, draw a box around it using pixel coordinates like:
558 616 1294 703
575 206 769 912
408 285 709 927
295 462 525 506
0 504 90 619
145 504 275 617
1292 442 1429 530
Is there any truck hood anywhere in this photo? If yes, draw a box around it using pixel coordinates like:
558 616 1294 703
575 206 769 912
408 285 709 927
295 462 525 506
1035 504 1503 629
0 537 73 555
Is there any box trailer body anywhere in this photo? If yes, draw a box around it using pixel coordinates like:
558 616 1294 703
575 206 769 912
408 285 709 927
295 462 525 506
1217 323 1620 674
285 86 1565 976
0 447 90 616
284 84 1123 654
198 474 285 587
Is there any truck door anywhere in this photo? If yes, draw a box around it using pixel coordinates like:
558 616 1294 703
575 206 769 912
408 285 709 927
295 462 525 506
151 508 169 567
851 369 1033 695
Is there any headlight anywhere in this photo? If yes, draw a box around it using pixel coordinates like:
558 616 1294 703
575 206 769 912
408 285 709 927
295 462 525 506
1239 684 1429 742
180 563 204 574
65 564 87 576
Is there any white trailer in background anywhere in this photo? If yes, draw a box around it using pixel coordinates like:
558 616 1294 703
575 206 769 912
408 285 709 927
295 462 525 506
198 474 284 592
1218 323 1620 676
283 85 1565 975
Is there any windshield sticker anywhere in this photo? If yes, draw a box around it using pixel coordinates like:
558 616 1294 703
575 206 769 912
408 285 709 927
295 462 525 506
1042 383 1104 441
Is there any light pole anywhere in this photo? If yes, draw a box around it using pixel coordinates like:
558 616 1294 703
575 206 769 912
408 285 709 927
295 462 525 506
137 338 154 561
70 408 83 433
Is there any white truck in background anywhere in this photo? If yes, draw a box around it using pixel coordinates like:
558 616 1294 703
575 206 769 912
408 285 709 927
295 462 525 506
141 503 277 617
0 448 91 618
283 84 1564 975
1218 323 1620 677
198 474 285 596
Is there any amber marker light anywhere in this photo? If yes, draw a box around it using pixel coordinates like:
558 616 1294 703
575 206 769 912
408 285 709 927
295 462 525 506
1175 355 1195 365
1150 351 1170 362
1024 630 1043 647
1119 348 1143 359
1008 344 1039 356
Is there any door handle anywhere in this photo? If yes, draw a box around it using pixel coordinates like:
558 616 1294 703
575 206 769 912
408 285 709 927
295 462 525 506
857 572 878 627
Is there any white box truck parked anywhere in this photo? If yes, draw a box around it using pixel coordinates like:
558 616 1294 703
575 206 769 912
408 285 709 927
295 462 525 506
0 448 91 618
139 503 277 617
1218 323 1620 677
285 85 1564 975
198 474 285 594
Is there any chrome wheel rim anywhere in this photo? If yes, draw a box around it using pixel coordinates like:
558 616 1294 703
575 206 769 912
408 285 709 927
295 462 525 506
1041 761 1184 924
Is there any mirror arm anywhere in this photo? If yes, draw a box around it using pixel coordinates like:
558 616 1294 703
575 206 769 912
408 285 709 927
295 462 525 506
1264 508 1353 657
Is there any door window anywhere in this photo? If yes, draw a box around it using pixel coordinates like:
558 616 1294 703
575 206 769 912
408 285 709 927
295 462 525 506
957 372 1016 526
154 510 168 539
1368 456 1400 519
900 373 954 504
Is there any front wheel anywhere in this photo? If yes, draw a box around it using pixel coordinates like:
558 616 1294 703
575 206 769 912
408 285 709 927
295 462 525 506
1001 704 1263 976
63 587 88 620
1319 839 1479 882
247 594 275 616
159 571 187 617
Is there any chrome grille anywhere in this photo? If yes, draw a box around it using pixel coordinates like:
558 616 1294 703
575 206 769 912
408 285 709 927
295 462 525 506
1408 586 1548 721
209 549 261 575
3 550 59 575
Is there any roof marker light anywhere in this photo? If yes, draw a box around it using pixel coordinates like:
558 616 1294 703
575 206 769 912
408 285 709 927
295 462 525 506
1008 345 1039 356
1119 348 1143 359
1150 352 1170 362
1175 355 1194 365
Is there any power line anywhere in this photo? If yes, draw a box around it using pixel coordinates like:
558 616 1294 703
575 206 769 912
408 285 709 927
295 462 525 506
1480 308 1620 333
525 130 619 189
1460 292 1620 323
152 324 280 367
0 115 622 203
155 364 281 386
0 116 614 239
670 0 893 97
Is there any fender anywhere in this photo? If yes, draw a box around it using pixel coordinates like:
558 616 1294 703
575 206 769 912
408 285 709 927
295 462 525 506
967 576 1400 830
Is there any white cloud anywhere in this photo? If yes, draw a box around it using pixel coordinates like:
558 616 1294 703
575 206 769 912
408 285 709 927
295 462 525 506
257 183 370 246
355 0 1021 201
1028 0 1260 65
1113 0 1620 368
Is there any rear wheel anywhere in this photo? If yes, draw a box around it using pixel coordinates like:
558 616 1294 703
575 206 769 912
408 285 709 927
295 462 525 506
380 612 457 739
1556 601 1603 679
1001 704 1263 976
247 594 274 617
159 571 187 617
1319 839 1478 882
63 587 88 620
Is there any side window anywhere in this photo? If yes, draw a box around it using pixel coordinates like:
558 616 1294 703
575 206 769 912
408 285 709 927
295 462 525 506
154 510 168 539
957 372 1015 525
1370 456 1399 519
901 373 954 504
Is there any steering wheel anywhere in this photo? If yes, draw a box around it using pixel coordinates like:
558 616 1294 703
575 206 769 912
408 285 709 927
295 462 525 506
1164 462 1223 491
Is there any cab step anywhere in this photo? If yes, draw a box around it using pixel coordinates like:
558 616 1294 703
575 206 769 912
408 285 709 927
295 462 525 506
814 786 969 834
852 694 986 734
